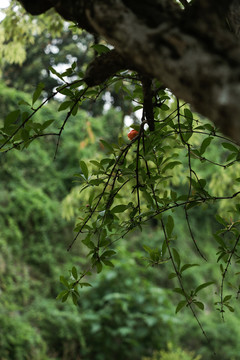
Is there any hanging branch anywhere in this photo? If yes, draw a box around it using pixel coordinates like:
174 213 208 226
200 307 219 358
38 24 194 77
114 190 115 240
219 234 240 320
67 140 133 251
176 98 207 260
161 218 217 359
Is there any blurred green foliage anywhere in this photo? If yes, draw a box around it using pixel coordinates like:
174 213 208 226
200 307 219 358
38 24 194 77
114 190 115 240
142 343 201 360
2 4 240 360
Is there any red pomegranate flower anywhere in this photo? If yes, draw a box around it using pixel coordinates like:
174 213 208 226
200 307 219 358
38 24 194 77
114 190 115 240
127 129 139 140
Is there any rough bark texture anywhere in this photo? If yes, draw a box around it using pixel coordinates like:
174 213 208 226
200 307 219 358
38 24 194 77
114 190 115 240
18 0 240 142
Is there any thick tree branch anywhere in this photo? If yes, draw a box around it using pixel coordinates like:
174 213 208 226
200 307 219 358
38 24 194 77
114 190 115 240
84 50 128 86
17 0 240 142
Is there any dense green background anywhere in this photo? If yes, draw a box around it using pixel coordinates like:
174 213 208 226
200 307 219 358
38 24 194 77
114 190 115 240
1 7 240 360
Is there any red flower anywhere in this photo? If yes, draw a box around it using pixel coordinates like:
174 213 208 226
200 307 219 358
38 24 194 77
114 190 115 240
127 129 139 140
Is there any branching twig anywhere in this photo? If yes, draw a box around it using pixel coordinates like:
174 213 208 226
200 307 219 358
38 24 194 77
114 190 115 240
54 86 89 159
220 234 240 320
0 79 83 151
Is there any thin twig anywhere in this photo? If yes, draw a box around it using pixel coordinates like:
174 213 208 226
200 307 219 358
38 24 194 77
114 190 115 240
54 86 89 159
220 234 240 320
0 79 83 150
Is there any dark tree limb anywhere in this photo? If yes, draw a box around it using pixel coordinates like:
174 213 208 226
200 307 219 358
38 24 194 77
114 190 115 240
141 76 155 131
84 50 129 86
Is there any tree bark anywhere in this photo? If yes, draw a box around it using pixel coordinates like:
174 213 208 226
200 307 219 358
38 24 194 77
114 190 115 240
18 0 240 142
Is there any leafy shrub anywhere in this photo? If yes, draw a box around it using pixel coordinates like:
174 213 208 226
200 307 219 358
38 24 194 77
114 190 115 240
0 312 46 360
75 250 178 360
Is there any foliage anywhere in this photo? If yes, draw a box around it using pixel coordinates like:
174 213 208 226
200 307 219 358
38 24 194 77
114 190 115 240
142 343 201 360
179 310 240 360
0 1 64 67
2 3 240 359
0 312 46 360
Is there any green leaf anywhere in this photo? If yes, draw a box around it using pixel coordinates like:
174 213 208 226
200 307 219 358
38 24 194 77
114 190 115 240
194 301 204 310
204 123 215 132
222 142 239 153
71 103 79 116
223 295 232 302
58 101 73 111
60 276 69 288
166 215 174 237
173 288 186 297
80 160 89 179
200 137 213 155
57 87 73 97
225 304 234 312
62 292 70 303
4 110 20 129
111 204 128 213
56 290 69 300
82 238 95 249
49 66 64 80
160 103 169 111
79 282 92 288
32 82 44 105
143 245 153 254
195 281 214 294
102 259 114 267
162 240 167 256
181 264 199 273
184 108 193 124
18 99 31 106
72 266 78 280
71 292 79 305
95 261 103 274
168 273 177 279
172 248 181 269
101 250 116 258
21 128 30 141
41 119 54 131
92 44 111 54
215 214 228 227
162 161 181 173
176 300 187 313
